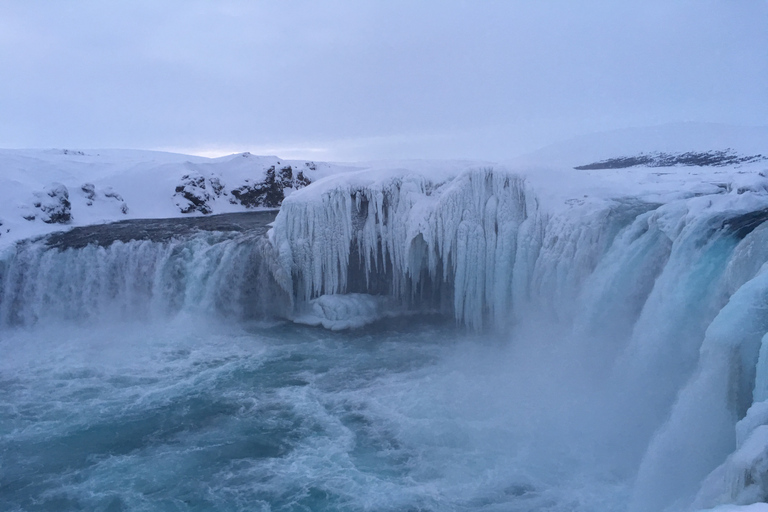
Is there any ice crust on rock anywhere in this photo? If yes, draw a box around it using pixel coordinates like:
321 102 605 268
290 293 401 330
28 183 72 224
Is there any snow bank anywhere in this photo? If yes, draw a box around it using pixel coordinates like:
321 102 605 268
0 148 355 250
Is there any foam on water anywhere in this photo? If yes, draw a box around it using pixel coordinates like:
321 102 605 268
0 317 628 512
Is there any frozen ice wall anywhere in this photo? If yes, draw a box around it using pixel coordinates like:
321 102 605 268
268 164 768 511
271 167 656 329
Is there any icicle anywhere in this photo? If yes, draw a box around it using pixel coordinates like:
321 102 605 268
269 168 533 328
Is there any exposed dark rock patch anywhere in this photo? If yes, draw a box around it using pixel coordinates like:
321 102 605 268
575 150 767 170
43 211 278 249
722 209 768 239
209 176 225 196
81 183 96 204
172 162 313 214
103 188 129 214
173 172 216 214
230 165 311 209
81 183 128 213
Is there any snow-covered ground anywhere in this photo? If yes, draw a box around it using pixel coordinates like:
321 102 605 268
0 148 357 250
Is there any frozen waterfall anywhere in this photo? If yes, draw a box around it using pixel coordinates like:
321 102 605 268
267 166 768 511
4 164 768 510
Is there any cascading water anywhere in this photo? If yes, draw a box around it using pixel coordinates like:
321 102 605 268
3 167 768 511
0 212 286 327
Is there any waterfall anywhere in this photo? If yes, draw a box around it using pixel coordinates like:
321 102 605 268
4 166 768 510
0 212 286 327
268 166 768 510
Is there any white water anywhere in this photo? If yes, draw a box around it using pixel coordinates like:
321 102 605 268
3 168 768 510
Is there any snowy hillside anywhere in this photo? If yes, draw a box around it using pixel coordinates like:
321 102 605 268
0 148 356 250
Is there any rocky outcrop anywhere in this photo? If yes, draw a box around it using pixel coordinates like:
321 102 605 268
173 172 221 214
173 162 314 214
27 183 72 224
81 183 129 214
575 149 767 170
81 183 96 203
230 165 311 209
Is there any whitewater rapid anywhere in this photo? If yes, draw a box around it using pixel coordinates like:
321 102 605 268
3 166 768 511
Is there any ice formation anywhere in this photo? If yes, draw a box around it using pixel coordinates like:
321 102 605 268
4 125 768 510
0 214 284 326
290 293 403 330
271 168 534 329
265 156 768 511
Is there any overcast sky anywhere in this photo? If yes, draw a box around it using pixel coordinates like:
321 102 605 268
0 1 766 161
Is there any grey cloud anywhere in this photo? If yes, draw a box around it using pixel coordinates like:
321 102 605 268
0 0 766 160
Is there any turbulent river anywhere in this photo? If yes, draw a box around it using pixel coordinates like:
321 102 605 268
4 167 768 511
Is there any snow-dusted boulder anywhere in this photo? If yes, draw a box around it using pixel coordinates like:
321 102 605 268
102 187 129 214
81 183 96 204
81 183 128 214
173 172 218 214
27 183 72 224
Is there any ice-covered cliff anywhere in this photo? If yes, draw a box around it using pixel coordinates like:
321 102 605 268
262 125 768 511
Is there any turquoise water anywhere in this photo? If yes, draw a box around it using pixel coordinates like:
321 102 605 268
0 316 625 512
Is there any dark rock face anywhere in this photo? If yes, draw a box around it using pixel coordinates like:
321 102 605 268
44 210 278 249
575 150 767 170
81 183 96 204
230 165 311 209
173 162 313 214
723 209 768 239
32 183 72 224
173 173 217 214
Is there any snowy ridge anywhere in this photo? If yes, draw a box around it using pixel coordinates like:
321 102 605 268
0 148 355 250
